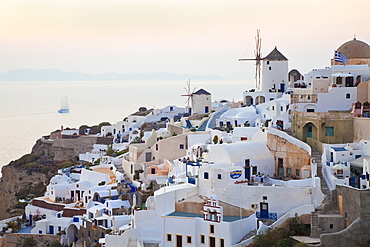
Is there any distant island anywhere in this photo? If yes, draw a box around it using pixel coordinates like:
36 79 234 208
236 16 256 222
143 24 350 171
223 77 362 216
0 68 225 81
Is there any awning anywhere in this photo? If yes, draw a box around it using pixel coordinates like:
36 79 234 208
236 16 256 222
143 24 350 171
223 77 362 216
331 73 353 77
350 156 370 168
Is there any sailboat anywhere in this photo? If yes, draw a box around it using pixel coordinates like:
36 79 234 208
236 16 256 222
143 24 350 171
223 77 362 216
58 96 70 113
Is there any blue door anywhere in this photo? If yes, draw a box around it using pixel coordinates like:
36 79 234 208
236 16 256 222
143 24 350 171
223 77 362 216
260 202 269 219
205 106 209 113
280 83 285 92
245 166 250 181
49 225 54 234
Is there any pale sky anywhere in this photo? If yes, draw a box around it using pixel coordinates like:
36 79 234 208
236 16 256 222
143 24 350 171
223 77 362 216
1 0 370 80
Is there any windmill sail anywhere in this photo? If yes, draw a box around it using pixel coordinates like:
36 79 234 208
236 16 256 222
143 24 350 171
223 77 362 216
239 29 263 90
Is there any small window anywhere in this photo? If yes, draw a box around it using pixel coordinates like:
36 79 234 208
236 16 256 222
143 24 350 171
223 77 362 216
296 169 300 177
263 196 268 200
346 93 350 99
325 127 334 136
270 98 274 101
330 224 333 229
200 234 205 244
39 230 42 234
58 226 61 232
218 174 222 179
156 144 158 150
88 231 90 237
179 144 184 149
245 159 250 166
281 106 283 111
286 168 292 175
204 172 209 179
220 238 225 247
267 61 270 65
187 236 192 244
272 106 275 111
210 224 215 234
306 109 315 112
167 234 172 242
269 67 272 70
219 121 223 126
252 166 257 175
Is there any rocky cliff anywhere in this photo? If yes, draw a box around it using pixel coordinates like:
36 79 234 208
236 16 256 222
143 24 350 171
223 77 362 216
0 135 108 220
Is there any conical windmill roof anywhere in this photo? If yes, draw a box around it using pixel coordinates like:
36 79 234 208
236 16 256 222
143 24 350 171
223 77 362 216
263 46 288 61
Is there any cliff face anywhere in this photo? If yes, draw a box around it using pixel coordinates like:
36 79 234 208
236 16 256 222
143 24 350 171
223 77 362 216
0 163 48 220
0 135 111 220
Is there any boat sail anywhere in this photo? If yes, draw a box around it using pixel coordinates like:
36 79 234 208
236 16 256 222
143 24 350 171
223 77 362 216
58 96 70 113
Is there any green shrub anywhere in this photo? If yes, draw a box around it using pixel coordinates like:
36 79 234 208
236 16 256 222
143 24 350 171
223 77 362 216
22 236 37 247
13 154 39 167
50 241 62 247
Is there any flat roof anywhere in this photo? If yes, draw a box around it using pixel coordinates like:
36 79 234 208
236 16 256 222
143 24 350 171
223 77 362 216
165 211 247 222
332 147 347 152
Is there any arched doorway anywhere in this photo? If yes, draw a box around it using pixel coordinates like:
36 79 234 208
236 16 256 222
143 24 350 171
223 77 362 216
66 224 78 245
245 96 253 106
256 96 265 105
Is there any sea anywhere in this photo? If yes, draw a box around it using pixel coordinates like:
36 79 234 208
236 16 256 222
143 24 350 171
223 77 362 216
0 80 253 173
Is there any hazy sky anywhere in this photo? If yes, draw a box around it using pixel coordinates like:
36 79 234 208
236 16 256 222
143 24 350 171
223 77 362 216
1 0 370 80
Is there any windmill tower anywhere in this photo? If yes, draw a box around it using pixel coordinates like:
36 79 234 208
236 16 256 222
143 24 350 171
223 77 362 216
181 80 196 114
239 29 263 90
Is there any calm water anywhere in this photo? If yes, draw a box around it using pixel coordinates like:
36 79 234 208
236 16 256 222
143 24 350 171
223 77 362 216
0 80 252 171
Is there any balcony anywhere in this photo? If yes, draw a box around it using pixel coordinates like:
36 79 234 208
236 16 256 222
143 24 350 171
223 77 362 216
256 212 277 221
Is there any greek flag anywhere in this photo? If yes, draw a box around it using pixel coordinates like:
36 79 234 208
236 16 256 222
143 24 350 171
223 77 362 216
334 51 349 65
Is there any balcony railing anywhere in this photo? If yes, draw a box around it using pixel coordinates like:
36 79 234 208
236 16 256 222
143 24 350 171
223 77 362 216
256 212 277 221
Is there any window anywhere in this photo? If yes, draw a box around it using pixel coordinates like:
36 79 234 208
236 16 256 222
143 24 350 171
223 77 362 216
252 166 257 175
220 238 225 247
286 168 292 175
281 106 283 111
187 236 192 244
204 172 209 179
167 234 172 242
337 169 343 175
336 77 342 84
241 137 248 141
210 224 215 234
245 159 250 166
200 234 205 244
272 106 275 111
218 174 222 179
270 98 274 101
267 61 270 65
263 196 268 200
306 109 315 112
346 93 351 99
219 121 223 126
179 144 184 149
330 224 333 229
88 231 90 237
296 169 300 177
156 144 158 150
58 226 61 232
325 127 334 136
269 67 272 70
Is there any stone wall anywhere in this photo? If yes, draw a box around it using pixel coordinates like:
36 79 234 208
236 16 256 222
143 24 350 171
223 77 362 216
291 111 353 153
77 220 109 247
0 233 60 247
353 117 370 143
266 132 311 179
320 217 370 247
